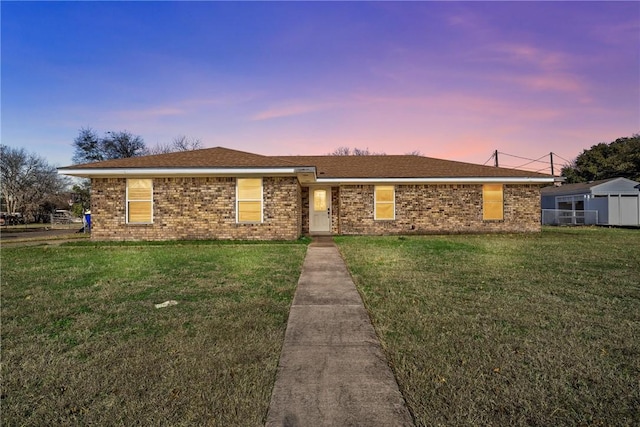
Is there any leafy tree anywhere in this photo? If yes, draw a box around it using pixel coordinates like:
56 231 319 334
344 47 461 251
0 145 68 222
328 146 386 156
561 134 640 183
71 180 91 216
147 135 203 155
72 127 146 164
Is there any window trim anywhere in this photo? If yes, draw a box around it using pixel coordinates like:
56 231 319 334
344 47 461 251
374 185 395 221
126 178 153 224
482 184 504 221
236 178 263 223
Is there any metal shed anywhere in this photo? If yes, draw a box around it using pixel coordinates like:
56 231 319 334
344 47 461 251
541 177 640 226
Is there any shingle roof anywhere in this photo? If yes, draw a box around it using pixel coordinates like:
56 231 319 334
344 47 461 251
540 177 638 195
276 155 548 178
62 147 299 169
541 178 615 195
60 146 552 179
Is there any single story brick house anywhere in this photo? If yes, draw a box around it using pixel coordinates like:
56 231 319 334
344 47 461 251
58 147 555 240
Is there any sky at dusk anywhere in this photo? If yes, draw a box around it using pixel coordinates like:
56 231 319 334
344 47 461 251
2 1 639 172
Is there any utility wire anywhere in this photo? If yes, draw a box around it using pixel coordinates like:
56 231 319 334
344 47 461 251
485 150 574 173
513 154 550 170
551 152 573 164
498 151 545 162
535 166 552 173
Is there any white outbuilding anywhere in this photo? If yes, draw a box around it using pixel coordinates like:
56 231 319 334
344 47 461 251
541 177 640 226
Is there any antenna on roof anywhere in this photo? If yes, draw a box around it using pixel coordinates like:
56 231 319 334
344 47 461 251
494 150 499 167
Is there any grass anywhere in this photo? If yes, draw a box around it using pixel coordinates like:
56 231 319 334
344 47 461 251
335 227 640 426
1 241 308 426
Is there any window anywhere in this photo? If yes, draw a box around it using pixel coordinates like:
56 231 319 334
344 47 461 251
483 184 503 220
375 185 395 220
313 189 327 211
127 179 153 223
237 178 262 223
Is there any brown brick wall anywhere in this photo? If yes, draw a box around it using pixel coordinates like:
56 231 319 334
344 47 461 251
338 184 542 234
331 187 340 235
91 179 541 240
90 177 301 241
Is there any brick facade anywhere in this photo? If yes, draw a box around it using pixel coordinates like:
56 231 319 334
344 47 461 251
91 177 301 241
91 178 541 241
337 184 542 234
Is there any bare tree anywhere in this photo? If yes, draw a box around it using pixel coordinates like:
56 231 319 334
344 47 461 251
103 131 146 159
1 145 68 221
147 135 204 155
329 146 353 156
72 127 146 164
405 150 423 156
328 146 386 156
72 127 102 163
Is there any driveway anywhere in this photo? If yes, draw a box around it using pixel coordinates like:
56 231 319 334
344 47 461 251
0 227 85 242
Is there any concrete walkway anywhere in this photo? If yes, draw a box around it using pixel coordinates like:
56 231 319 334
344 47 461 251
265 239 413 427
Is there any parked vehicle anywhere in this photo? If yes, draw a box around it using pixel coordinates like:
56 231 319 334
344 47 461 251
0 212 25 226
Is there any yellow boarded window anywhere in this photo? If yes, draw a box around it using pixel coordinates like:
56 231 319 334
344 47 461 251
375 185 395 220
237 178 262 222
483 184 504 220
127 179 153 223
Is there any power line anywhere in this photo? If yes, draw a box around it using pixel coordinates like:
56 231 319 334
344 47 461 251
486 149 575 175
551 152 573 164
497 163 551 173
534 166 552 173
498 151 546 162
482 153 495 166
513 154 550 170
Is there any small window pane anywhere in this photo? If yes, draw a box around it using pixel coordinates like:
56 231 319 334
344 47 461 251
128 187 151 200
128 201 152 223
313 189 327 211
238 201 262 222
483 202 503 220
376 204 394 220
238 179 262 199
376 186 394 202
128 179 152 189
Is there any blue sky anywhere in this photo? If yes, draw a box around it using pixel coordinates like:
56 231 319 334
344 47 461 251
2 1 639 171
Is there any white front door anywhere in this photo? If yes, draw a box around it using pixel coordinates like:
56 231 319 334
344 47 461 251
310 187 331 233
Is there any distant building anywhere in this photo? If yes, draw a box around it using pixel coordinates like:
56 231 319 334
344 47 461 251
541 177 640 226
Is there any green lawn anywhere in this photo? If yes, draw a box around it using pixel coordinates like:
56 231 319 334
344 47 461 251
335 227 640 426
1 241 308 426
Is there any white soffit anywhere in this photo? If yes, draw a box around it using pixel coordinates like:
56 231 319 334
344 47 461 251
316 177 555 184
58 167 300 177
58 168 553 184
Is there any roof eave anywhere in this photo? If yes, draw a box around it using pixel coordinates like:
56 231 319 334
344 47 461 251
316 177 555 184
57 167 301 178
